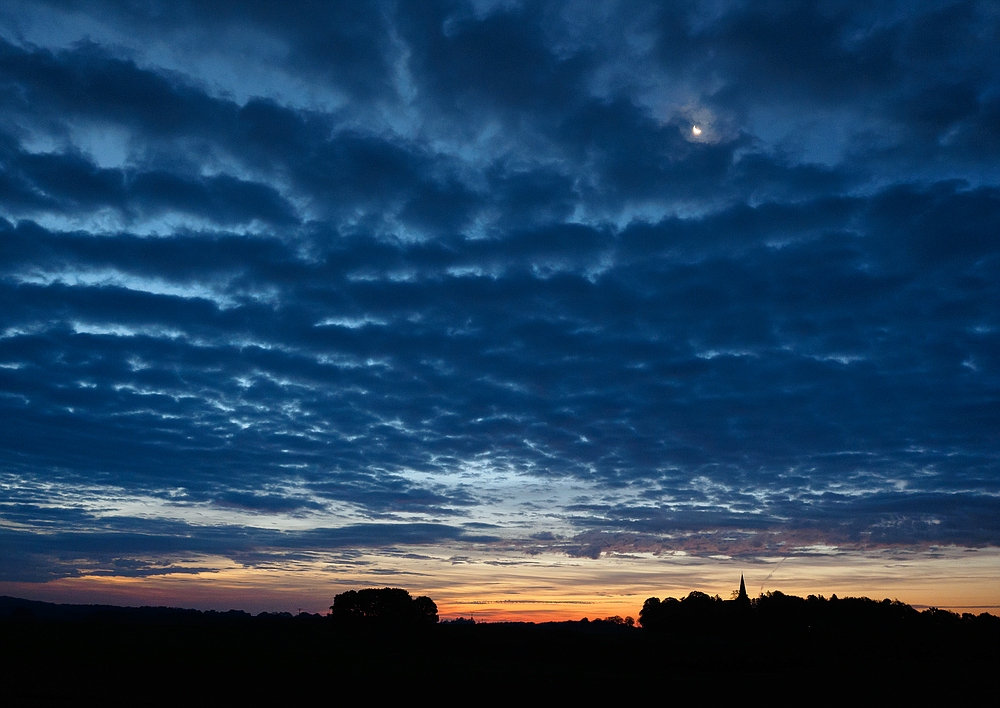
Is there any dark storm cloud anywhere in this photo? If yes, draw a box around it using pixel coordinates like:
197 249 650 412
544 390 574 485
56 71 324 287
0 1 998 574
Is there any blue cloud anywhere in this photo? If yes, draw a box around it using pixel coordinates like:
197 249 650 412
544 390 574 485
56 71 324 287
0 1 998 578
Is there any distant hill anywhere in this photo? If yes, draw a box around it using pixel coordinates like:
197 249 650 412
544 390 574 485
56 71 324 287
0 595 319 623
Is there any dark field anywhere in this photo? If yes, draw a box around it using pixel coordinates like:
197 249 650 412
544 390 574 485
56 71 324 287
2 596 996 704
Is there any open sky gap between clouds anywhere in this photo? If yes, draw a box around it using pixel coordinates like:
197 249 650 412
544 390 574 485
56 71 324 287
0 0 998 582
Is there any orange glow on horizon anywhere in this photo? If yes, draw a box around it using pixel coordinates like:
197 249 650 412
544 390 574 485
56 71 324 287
2 546 997 622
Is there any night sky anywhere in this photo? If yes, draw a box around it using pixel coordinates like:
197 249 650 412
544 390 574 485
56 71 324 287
1 1 998 619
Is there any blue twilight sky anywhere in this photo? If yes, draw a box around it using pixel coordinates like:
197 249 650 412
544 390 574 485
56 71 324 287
0 0 998 596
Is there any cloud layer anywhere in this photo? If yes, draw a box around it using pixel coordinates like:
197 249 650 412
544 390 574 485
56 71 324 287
1 0 998 584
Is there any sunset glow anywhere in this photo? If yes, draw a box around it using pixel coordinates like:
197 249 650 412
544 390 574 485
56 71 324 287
2 545 997 621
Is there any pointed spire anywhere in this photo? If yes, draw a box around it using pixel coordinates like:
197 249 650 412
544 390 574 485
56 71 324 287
738 573 748 601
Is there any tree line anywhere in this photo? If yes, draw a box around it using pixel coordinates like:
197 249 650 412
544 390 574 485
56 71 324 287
638 589 999 635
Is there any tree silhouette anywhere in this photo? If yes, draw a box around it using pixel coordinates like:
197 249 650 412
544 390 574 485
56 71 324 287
330 588 438 627
412 594 439 624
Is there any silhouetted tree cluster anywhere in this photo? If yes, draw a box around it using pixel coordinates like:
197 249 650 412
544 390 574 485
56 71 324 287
639 589 1000 637
329 588 438 627
441 616 476 625
639 591 731 632
596 615 635 627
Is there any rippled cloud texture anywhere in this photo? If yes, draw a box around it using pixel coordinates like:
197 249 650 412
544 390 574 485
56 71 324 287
1 1 998 612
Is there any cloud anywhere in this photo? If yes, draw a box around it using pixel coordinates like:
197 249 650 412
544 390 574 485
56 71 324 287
211 491 322 514
0 1 998 583
0 510 476 582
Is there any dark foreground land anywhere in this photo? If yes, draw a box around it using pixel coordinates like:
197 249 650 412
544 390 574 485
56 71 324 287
2 594 997 704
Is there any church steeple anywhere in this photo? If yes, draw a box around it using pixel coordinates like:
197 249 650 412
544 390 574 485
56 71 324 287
737 574 749 602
